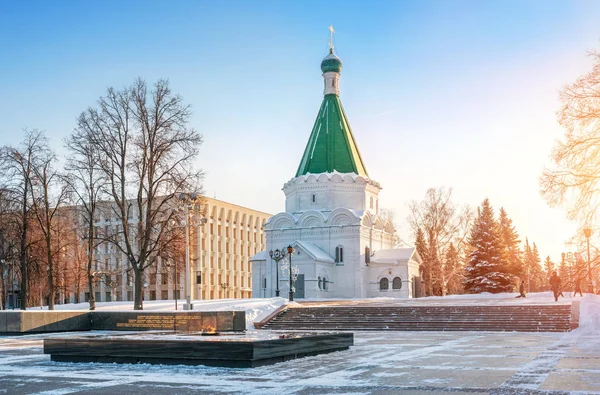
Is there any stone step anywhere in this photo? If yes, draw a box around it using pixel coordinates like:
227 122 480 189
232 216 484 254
278 316 570 323
265 321 571 328
283 313 569 318
265 326 570 332
265 324 570 330
262 304 573 333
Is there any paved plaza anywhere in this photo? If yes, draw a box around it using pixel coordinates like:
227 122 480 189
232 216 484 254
0 327 599 394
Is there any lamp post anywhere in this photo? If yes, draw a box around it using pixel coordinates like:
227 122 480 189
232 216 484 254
269 249 284 297
178 192 205 310
287 245 294 301
220 282 229 298
196 217 207 301
584 227 593 293
165 261 178 310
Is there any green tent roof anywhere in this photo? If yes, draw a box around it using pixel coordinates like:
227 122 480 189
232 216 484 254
295 94 368 177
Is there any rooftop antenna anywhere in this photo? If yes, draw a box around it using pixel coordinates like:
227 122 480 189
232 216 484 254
328 25 335 53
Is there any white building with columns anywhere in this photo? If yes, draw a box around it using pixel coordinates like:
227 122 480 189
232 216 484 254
251 44 421 300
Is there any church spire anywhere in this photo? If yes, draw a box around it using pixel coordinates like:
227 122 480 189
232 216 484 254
295 30 368 178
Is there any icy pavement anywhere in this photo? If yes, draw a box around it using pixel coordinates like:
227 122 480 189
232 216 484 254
0 328 599 394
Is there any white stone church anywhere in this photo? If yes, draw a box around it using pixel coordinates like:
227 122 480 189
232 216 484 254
251 43 421 299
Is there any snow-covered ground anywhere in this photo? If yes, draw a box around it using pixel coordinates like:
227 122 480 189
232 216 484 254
4 293 599 393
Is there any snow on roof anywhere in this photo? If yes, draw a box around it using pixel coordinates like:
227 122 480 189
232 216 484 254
293 240 335 263
249 251 269 261
371 247 418 264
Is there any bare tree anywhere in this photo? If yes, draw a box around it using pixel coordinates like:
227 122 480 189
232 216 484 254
28 138 69 310
64 127 107 310
541 51 600 227
76 78 203 310
408 187 472 295
0 130 49 309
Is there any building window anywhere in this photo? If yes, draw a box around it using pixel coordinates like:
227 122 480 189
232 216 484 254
312 194 316 203
365 247 371 264
380 278 389 291
323 277 329 291
318 276 322 290
392 277 402 290
335 246 344 263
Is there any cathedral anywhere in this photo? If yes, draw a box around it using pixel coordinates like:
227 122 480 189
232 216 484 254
251 39 421 299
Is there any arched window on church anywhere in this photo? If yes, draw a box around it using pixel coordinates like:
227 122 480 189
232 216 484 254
365 247 371 264
323 277 329 291
379 278 389 291
392 277 402 290
335 246 344 263
318 276 322 290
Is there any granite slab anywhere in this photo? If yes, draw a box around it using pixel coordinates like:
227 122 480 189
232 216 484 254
44 332 354 368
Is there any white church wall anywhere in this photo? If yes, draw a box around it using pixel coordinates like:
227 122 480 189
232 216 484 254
367 265 412 298
283 173 381 214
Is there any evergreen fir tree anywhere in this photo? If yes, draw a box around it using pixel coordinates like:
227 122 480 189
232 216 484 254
444 242 462 294
558 253 569 290
464 199 514 293
523 238 533 293
427 231 441 296
497 208 523 280
544 256 554 276
414 228 432 296
529 243 544 291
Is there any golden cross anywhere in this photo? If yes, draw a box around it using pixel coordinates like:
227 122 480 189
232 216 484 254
329 25 335 52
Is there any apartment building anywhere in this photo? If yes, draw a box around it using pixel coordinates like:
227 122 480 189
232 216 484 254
84 197 271 303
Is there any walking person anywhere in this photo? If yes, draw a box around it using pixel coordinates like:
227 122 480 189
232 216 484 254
574 277 583 297
549 271 561 302
515 279 526 298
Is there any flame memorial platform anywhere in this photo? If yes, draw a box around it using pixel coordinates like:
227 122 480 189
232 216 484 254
44 332 354 368
0 311 246 334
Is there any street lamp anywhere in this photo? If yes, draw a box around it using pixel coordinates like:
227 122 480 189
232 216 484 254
178 192 205 310
287 245 294 301
584 227 593 293
220 282 229 298
269 249 285 297
165 261 178 310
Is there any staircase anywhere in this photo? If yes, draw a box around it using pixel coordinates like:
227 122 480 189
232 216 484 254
263 305 572 332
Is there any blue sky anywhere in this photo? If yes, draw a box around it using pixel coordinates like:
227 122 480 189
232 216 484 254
1 0 600 260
